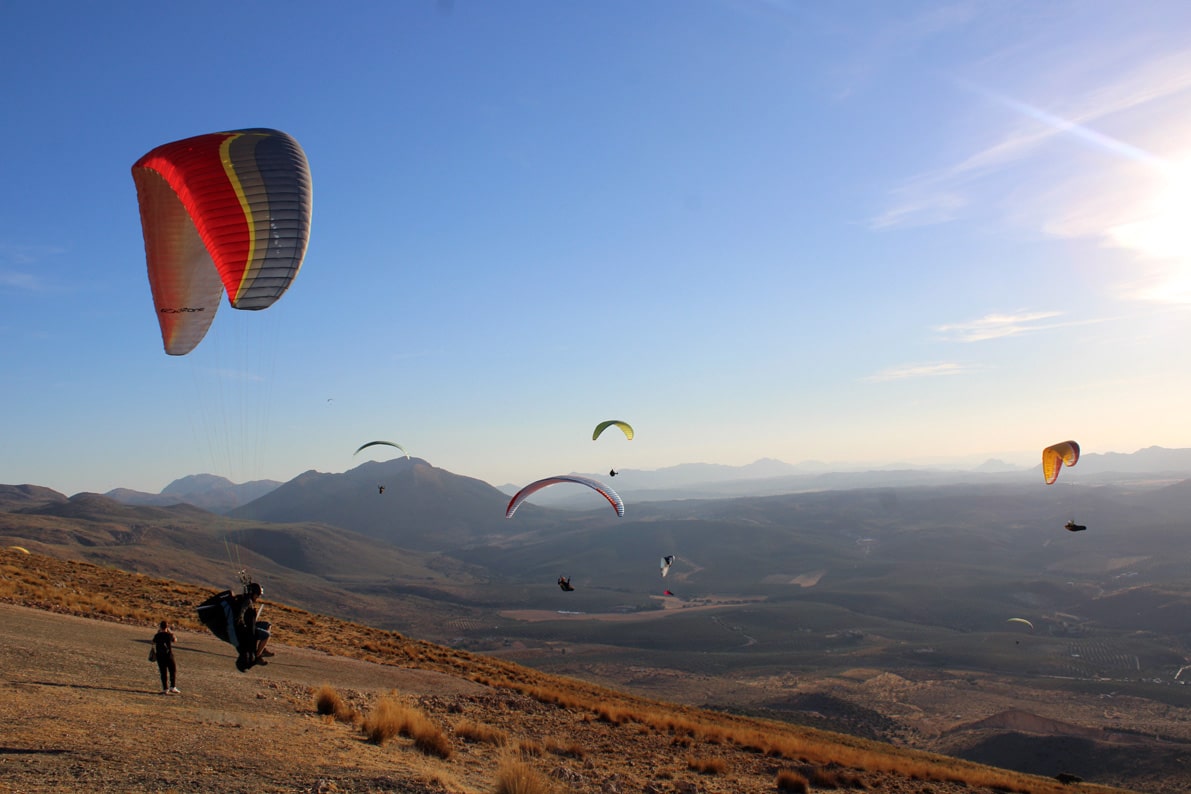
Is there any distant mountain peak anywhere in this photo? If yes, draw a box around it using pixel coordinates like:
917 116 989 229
161 473 237 494
973 459 1024 473
106 473 282 514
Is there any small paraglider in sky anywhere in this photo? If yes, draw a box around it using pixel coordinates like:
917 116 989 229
557 576 575 592
1042 440 1080 484
1006 617 1035 632
378 485 386 495
593 420 634 441
660 555 675 577
594 422 632 479
663 589 674 596
355 441 409 459
1064 520 1087 532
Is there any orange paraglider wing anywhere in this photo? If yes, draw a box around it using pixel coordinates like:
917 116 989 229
1042 440 1080 485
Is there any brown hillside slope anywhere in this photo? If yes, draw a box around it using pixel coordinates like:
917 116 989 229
0 549 1135 794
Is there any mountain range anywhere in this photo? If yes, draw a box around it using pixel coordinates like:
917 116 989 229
101 445 1191 514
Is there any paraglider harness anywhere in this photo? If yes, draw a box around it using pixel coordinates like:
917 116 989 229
195 571 270 668
557 576 574 592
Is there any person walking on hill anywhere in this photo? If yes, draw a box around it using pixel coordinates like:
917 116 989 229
151 620 179 694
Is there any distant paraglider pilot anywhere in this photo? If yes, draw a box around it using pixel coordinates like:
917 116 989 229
378 485 386 494
557 576 575 592
609 469 618 477
1064 520 1087 532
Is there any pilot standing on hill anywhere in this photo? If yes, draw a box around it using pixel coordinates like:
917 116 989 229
232 582 273 671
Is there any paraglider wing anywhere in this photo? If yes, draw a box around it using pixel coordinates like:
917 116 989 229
592 420 634 441
132 128 312 355
354 440 409 458
196 590 237 646
1006 617 1035 632
663 589 674 596
7 545 30 554
1042 440 1080 485
506 475 625 518
660 555 675 577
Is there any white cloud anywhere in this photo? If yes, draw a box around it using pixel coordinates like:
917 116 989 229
0 270 39 290
934 311 1062 342
863 361 973 382
870 188 967 230
0 243 69 291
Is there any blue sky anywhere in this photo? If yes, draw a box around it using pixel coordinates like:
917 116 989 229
5 1 1191 495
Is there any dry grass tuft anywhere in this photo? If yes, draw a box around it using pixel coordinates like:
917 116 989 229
595 703 631 724
453 717 508 746
687 755 728 775
544 737 585 759
517 738 544 757
313 684 356 723
805 764 866 789
494 754 558 794
776 768 811 793
362 696 405 745
360 695 452 758
405 709 453 759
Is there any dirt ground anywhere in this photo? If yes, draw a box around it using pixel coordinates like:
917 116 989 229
0 603 483 793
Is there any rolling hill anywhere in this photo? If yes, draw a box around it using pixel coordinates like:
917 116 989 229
0 549 1140 794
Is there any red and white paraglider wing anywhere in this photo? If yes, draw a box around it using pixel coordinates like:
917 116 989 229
505 475 625 518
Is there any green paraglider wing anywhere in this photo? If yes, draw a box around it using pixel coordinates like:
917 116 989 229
354 440 409 458
593 420 634 441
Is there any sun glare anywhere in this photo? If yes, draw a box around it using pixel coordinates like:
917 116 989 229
1108 158 1191 302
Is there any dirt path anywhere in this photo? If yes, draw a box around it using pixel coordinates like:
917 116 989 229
500 595 766 623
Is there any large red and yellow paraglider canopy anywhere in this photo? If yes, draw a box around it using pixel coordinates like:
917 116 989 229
132 128 312 355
